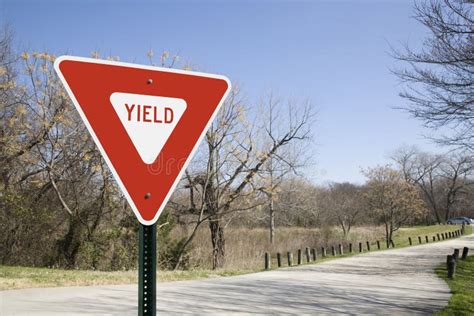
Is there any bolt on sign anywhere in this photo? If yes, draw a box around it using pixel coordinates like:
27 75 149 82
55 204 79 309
54 56 231 225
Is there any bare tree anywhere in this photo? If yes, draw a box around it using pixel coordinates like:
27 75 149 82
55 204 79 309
393 0 473 151
392 147 444 223
438 154 474 221
256 95 313 244
273 177 322 228
320 182 363 238
171 91 314 269
392 146 473 223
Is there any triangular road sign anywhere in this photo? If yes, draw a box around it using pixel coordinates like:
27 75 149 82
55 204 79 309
54 56 231 225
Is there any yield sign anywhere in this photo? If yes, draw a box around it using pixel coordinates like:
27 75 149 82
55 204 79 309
54 56 231 225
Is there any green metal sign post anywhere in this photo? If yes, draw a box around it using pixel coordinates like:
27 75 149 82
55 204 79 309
139 223 157 316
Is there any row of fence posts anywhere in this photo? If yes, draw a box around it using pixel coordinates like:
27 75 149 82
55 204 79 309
264 239 394 270
447 247 469 279
265 227 465 270
408 229 462 246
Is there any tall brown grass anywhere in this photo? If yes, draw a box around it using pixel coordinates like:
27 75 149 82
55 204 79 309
171 225 385 270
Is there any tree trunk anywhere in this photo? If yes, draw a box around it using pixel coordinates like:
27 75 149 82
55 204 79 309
340 220 347 238
384 222 390 248
268 157 275 244
430 200 441 224
269 194 275 244
209 215 225 269
387 221 395 248
444 201 453 222
56 215 84 268
387 230 393 248
434 208 441 224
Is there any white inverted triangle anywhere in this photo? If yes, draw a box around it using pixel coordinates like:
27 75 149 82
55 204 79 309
110 92 187 164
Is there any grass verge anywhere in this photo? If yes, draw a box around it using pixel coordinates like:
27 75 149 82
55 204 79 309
0 265 258 291
394 224 470 248
435 255 474 315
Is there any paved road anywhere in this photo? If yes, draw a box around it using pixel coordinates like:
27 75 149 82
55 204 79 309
1 233 473 315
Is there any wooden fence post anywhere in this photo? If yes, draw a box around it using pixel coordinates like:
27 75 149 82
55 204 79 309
462 247 469 260
265 252 270 270
425 236 429 243
297 249 302 265
277 252 282 267
418 236 422 244
432 236 436 242
331 246 336 256
287 252 292 266
359 242 363 253
339 244 343 255
305 247 311 263
408 237 412 246
376 240 380 250
321 246 326 257
349 243 353 253
366 241 370 251
453 249 459 261
447 255 456 279
437 233 440 241
312 248 317 261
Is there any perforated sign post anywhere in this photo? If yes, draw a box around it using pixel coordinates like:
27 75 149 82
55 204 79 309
54 56 231 315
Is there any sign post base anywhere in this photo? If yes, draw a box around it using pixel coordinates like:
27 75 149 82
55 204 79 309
139 223 156 316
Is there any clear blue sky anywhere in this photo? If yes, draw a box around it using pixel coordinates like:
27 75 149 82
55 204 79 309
1 0 444 184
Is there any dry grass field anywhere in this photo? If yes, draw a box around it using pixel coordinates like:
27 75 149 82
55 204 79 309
174 224 468 270
175 225 386 270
